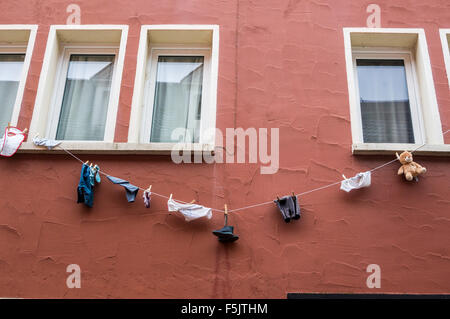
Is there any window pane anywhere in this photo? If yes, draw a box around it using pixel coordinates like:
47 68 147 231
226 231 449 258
150 56 204 143
56 54 115 141
0 54 25 133
356 59 415 143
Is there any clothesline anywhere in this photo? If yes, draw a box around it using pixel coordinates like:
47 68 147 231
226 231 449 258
54 129 449 214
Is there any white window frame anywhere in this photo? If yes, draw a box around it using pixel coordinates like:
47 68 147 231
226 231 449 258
28 25 128 147
46 45 120 140
0 25 38 127
343 28 446 155
352 49 425 145
141 46 212 144
128 25 219 152
439 29 450 89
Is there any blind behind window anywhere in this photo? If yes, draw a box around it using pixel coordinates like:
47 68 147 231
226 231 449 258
356 59 415 144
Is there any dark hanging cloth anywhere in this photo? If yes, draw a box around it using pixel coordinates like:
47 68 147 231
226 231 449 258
274 195 301 223
77 163 94 207
212 225 239 243
212 213 239 243
106 175 139 202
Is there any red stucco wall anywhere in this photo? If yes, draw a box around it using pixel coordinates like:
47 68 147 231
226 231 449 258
0 0 449 298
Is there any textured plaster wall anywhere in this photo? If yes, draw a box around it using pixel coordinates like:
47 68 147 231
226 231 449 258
0 0 449 298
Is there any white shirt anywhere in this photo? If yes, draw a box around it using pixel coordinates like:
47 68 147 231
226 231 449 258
167 198 213 222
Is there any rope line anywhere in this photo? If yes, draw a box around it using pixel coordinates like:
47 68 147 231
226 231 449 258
53 129 449 215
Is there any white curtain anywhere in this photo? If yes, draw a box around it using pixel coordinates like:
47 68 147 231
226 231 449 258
150 56 204 143
357 59 415 143
56 55 114 141
0 54 25 134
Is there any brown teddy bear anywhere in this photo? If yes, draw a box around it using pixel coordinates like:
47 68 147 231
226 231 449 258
396 151 426 181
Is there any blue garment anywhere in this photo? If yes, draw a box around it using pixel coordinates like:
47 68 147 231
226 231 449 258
77 164 94 207
107 175 139 202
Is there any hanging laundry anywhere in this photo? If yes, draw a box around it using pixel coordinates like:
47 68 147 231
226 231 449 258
143 189 151 208
77 163 94 207
167 198 212 222
32 136 61 150
0 126 27 157
340 171 371 192
89 165 95 187
106 176 139 202
92 165 101 183
213 225 239 242
274 195 301 223
212 205 239 242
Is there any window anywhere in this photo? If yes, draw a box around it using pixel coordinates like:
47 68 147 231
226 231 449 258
343 28 444 154
440 29 450 88
146 52 209 143
49 51 117 141
129 25 219 150
0 53 25 130
30 25 128 144
149 55 204 143
0 25 38 132
353 54 421 144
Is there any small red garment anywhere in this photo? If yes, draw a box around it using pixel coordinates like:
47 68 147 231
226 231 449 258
0 126 27 157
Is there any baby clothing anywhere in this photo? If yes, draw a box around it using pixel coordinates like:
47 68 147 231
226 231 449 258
274 195 301 223
89 167 95 187
340 171 371 192
212 225 239 243
89 165 101 186
107 176 139 202
77 163 94 207
143 190 151 208
0 127 26 157
32 137 61 150
167 198 212 222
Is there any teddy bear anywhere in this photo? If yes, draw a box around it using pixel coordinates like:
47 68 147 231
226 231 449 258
396 151 426 181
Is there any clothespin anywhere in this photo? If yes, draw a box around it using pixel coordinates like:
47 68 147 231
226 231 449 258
7 122 10 129
146 185 152 192
85 160 89 165
342 174 347 180
276 195 280 201
224 204 228 226
23 128 28 134
190 199 196 204
169 193 172 200
34 133 39 139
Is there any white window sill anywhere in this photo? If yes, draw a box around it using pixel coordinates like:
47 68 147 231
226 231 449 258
352 143 450 156
18 141 215 155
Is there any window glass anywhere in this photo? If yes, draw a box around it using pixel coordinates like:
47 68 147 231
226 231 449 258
356 59 415 143
56 54 115 141
150 56 204 143
0 54 25 132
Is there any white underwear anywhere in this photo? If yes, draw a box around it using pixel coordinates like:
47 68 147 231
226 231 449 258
167 198 213 222
340 171 371 192
0 127 26 157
